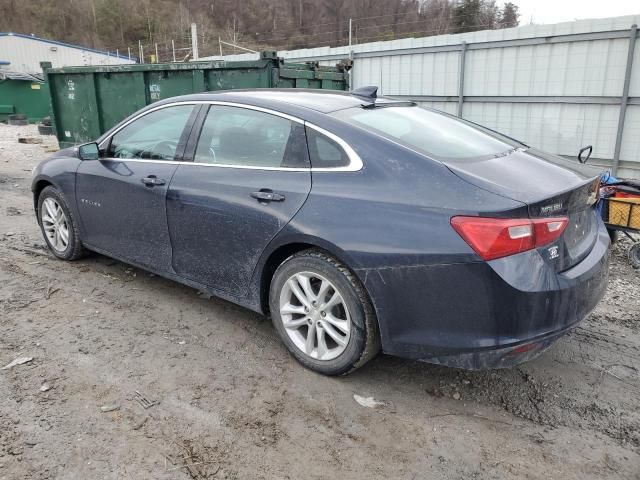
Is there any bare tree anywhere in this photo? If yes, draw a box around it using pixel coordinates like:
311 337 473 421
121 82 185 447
2 0 521 57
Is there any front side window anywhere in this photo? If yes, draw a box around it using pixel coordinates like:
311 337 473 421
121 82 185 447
109 105 195 160
194 106 308 168
332 106 521 161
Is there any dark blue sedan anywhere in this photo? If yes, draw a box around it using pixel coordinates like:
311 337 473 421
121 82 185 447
32 88 609 375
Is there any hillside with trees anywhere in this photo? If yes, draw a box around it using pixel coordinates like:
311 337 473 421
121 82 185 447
0 0 520 60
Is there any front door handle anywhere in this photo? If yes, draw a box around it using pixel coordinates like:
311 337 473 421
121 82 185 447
250 190 285 203
141 175 166 187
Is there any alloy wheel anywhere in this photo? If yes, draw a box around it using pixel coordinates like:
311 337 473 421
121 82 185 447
279 271 351 361
41 197 69 253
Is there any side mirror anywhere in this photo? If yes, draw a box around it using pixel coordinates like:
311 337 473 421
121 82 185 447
78 142 100 160
578 145 592 164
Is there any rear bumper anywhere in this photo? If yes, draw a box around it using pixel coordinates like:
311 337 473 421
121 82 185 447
359 222 610 369
421 325 569 369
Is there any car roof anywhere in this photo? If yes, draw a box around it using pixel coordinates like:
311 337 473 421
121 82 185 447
155 88 405 114
97 88 416 145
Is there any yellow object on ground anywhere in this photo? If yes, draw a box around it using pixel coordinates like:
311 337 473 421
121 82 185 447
608 197 640 229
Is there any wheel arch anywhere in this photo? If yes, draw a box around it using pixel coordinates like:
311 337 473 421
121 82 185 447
32 177 56 213
255 235 372 318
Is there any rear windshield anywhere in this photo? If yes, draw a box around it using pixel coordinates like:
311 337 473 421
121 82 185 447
332 105 522 161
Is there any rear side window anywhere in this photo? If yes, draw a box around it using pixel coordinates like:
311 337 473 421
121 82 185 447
305 127 350 168
194 106 309 168
109 105 194 160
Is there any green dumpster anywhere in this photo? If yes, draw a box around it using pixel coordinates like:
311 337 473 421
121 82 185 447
42 51 350 148
0 71 50 123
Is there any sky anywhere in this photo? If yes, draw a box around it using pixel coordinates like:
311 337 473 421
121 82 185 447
515 0 640 24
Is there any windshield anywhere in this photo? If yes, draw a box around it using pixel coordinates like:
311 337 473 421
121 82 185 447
332 105 522 161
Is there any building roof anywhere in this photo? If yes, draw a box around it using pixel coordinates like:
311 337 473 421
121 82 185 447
0 32 133 62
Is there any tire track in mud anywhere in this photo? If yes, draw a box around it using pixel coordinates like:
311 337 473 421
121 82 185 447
571 327 640 363
423 365 640 449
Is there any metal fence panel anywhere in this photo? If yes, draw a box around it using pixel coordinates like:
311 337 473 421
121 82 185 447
629 38 640 97
463 39 629 97
462 102 620 159
621 105 640 160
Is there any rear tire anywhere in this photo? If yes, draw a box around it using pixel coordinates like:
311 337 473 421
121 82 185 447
269 249 380 375
37 186 87 261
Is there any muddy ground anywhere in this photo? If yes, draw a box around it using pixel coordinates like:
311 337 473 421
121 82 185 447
0 124 639 480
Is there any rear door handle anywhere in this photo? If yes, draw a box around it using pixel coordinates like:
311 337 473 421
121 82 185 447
141 175 166 187
250 190 285 202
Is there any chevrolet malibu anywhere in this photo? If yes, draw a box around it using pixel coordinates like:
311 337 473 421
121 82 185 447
32 88 609 375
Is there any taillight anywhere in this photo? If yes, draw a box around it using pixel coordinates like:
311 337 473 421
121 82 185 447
533 218 567 246
451 216 568 261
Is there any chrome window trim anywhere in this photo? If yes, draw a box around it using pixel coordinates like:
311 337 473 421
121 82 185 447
98 101 202 150
98 100 363 173
304 123 363 172
94 157 310 172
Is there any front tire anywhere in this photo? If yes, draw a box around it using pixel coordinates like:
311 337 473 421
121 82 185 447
269 250 380 375
37 186 86 260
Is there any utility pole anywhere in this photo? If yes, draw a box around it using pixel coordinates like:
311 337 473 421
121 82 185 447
138 40 144 63
233 16 238 54
349 18 353 59
191 23 199 60
179 1 184 33
271 8 276 34
172 40 176 62
299 0 303 28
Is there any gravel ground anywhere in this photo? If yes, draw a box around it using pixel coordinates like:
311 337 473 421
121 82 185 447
0 124 639 480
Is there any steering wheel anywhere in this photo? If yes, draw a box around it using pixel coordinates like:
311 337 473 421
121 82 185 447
114 148 134 159
150 140 178 160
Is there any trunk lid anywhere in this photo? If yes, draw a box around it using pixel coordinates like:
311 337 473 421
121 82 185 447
445 148 602 271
